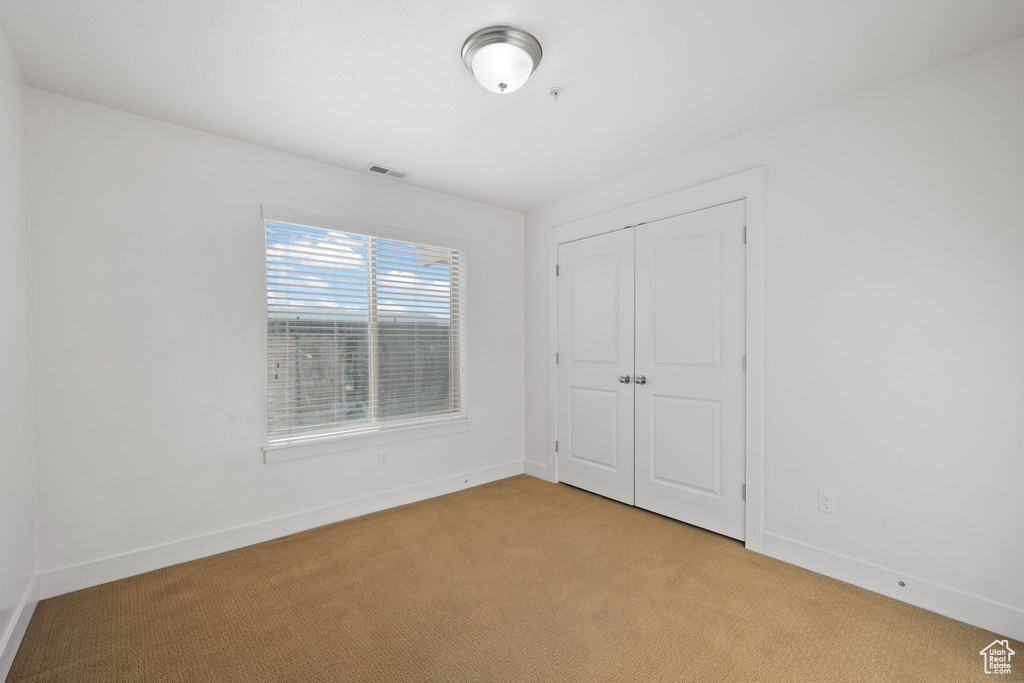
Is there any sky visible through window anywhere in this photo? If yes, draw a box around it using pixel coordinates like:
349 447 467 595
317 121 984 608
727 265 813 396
266 221 454 321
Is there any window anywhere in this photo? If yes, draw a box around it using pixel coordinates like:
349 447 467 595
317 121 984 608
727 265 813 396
265 208 467 442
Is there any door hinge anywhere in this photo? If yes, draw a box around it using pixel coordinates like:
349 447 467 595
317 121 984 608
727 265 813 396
742 355 747 372
743 226 748 244
555 440 559 453
556 352 559 365
555 264 560 276
742 484 747 500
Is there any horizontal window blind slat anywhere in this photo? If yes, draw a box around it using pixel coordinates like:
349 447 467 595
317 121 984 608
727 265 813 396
268 405 463 422
267 387 456 401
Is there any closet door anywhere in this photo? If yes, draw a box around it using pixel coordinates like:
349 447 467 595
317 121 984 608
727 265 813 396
556 229 635 504
633 200 747 540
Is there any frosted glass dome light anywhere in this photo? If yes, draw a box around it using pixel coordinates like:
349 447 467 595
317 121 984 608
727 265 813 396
462 26 542 94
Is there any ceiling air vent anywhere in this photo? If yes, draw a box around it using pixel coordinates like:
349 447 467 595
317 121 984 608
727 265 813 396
364 163 410 180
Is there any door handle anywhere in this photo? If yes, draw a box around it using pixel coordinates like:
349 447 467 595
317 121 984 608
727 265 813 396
618 375 631 384
635 375 647 385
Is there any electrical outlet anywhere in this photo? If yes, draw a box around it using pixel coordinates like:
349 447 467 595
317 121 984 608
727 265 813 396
818 489 836 514
378 451 389 468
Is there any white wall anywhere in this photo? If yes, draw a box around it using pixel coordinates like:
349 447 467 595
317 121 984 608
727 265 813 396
0 24 36 671
27 90 525 590
526 38 1024 635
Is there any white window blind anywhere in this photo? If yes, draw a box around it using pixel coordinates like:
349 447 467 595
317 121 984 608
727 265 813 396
265 211 467 442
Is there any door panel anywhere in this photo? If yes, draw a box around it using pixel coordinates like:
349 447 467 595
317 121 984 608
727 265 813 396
653 234 720 367
651 395 721 495
557 230 635 504
570 254 621 363
634 200 746 540
569 387 619 470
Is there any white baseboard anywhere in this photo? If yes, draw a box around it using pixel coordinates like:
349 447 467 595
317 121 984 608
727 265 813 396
0 575 38 682
523 459 551 481
38 460 525 600
761 531 1024 642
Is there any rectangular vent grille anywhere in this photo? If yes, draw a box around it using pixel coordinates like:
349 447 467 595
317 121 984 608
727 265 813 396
364 163 410 180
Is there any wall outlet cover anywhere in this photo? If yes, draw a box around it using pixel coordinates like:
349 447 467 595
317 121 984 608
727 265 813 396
818 489 836 514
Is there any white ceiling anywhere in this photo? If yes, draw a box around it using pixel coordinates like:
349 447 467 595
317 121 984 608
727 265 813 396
2 1 1024 211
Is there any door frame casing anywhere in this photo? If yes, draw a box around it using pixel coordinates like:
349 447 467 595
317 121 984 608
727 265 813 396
545 167 766 553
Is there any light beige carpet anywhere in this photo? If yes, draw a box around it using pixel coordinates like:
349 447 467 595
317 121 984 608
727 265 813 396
8 475 1021 682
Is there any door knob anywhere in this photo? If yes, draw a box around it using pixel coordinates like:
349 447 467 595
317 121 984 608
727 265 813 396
618 375 631 384
635 375 647 385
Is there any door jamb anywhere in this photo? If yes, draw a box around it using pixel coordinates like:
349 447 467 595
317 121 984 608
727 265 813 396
546 167 766 553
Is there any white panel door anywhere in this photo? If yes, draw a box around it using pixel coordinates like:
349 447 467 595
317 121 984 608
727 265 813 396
557 229 635 504
634 200 746 540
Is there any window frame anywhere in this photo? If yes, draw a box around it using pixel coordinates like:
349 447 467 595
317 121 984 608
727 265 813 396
261 205 469 455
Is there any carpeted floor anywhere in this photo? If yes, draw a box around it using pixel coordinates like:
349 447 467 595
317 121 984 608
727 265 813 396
8 475 1021 682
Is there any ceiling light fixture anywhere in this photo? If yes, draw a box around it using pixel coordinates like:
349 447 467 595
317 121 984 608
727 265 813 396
462 26 542 94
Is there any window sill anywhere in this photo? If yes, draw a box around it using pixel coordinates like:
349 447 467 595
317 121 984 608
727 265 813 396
262 418 472 464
